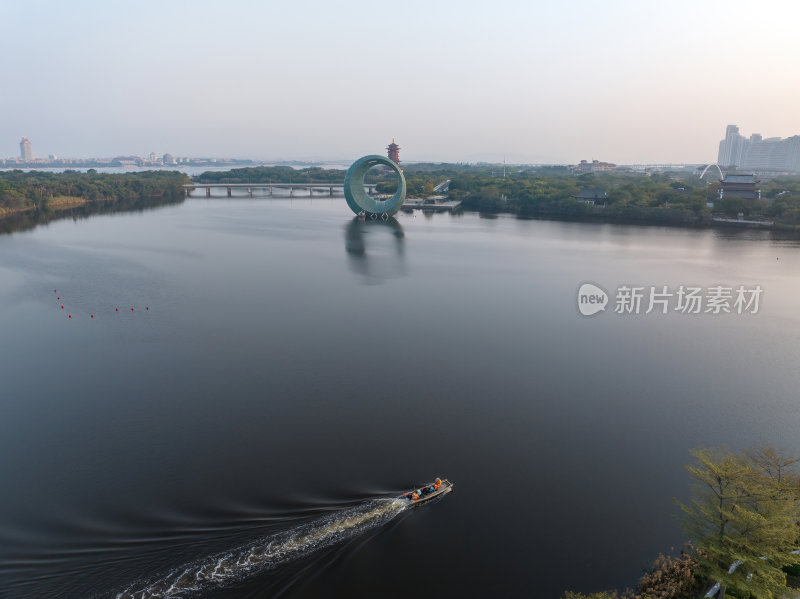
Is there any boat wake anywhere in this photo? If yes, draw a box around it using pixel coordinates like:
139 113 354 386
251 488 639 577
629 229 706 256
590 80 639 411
115 498 408 598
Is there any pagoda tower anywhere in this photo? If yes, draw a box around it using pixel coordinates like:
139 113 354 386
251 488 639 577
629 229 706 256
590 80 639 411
386 139 400 164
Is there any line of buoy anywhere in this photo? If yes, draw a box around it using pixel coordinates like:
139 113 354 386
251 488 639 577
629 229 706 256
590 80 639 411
54 289 152 319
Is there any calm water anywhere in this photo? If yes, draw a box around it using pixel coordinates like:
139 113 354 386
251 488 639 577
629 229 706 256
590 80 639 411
1 198 800 598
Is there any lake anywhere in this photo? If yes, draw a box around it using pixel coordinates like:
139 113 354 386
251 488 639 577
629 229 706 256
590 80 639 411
1 197 799 598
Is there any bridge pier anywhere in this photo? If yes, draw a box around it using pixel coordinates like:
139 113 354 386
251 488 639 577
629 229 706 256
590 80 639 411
269 186 273 197
206 187 211 197
289 187 293 197
185 188 191 197
248 187 252 197
329 187 333 196
227 187 232 197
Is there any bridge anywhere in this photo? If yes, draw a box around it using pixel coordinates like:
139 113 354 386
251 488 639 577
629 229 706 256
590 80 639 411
182 182 378 197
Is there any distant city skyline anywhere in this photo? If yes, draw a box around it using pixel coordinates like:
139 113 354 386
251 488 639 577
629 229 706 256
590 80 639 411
3 1 800 164
717 125 800 172
9 126 800 170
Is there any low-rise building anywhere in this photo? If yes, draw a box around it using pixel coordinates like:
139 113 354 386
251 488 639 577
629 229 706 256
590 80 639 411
574 188 608 205
719 174 760 200
571 159 617 173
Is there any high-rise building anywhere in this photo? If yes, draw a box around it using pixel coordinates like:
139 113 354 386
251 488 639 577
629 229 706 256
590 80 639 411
19 137 33 161
717 125 800 172
387 139 400 164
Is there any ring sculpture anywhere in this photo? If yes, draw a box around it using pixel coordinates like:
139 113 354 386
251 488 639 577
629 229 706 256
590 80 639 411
344 155 406 218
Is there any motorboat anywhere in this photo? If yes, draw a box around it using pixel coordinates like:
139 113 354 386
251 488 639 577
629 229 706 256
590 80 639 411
402 478 453 505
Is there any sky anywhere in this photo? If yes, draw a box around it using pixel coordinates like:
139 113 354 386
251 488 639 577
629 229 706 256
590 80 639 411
3 0 800 164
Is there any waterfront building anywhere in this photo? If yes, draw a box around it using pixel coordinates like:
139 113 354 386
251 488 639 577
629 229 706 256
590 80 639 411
19 137 33 161
574 188 608 205
719 174 760 200
387 139 400 164
717 125 800 172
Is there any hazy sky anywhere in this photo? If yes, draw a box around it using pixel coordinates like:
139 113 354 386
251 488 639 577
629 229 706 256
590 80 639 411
3 0 799 164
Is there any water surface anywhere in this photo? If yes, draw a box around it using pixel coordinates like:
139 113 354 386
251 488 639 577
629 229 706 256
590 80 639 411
1 198 799 598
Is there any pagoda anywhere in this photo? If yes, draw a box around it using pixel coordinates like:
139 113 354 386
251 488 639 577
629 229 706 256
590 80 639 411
387 139 400 164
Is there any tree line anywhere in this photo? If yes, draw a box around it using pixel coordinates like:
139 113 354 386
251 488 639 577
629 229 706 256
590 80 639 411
0 170 188 233
373 165 800 228
193 166 345 184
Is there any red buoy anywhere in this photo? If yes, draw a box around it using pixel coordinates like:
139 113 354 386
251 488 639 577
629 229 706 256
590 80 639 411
61 305 64 309
115 308 119 311
57 296 60 299
54 289 57 292
146 307 149 310
90 315 94 318
68 315 71 318
131 307 134 311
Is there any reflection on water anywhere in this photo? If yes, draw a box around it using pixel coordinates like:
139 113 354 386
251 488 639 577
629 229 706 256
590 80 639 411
0 195 184 235
344 217 406 283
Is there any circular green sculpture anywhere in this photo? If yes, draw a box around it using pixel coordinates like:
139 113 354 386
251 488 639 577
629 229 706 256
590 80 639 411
344 155 406 217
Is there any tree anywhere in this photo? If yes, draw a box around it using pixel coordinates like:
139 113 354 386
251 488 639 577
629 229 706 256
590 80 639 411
635 549 705 599
749 447 800 487
677 448 800 598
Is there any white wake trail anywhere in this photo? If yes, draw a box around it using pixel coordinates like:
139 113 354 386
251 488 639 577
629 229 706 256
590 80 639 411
116 498 408 599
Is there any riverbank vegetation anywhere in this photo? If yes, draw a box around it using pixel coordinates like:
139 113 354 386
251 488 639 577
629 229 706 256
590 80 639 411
193 164 800 229
564 446 800 599
448 170 800 227
374 164 800 229
0 170 188 232
193 166 345 184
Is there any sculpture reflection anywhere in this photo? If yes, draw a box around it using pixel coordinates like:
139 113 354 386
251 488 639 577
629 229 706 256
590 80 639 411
344 217 406 283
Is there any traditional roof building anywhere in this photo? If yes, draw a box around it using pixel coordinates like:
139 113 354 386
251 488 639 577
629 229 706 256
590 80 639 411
574 188 608 205
719 174 760 200
387 139 400 164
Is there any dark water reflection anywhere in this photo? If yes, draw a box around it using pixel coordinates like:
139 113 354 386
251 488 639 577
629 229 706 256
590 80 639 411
1 199 800 598
0 195 185 235
344 217 406 283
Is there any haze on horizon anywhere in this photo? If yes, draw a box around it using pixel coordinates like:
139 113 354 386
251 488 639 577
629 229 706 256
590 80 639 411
3 0 799 165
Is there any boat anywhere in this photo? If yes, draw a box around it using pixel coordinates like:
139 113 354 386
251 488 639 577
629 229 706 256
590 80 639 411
402 478 453 505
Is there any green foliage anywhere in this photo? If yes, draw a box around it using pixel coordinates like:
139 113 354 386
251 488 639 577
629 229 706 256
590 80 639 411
446 169 719 224
0 170 188 232
193 164 800 227
677 448 800 599
193 166 343 184
568 447 800 599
